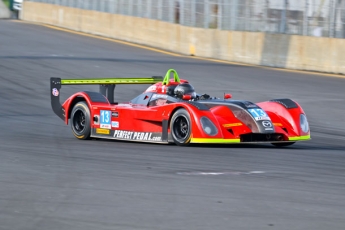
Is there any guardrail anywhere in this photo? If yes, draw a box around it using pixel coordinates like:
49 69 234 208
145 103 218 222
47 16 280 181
21 2 345 75
25 0 345 39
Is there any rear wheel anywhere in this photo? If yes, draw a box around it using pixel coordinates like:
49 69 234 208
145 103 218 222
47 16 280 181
70 102 91 140
170 109 191 146
271 142 295 147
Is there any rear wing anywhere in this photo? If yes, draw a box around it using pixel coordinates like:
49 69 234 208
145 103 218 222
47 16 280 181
50 76 163 121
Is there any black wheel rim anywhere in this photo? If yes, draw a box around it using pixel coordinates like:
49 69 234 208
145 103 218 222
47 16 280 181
173 115 189 141
73 109 86 134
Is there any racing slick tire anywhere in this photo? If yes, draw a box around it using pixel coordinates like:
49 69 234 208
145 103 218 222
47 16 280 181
170 108 192 146
70 101 91 140
271 142 295 147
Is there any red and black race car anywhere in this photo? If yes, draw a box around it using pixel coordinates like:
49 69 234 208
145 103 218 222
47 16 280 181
50 69 310 146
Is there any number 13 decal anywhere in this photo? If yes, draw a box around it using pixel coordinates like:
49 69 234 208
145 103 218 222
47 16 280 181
248 108 269 121
100 110 111 124
100 110 111 129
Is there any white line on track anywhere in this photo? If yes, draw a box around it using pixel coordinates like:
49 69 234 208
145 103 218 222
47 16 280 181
177 171 265 176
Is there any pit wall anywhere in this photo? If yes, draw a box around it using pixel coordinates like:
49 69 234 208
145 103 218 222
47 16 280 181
22 2 345 74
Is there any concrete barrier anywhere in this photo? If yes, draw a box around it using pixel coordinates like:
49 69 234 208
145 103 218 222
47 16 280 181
22 2 345 75
0 1 10 19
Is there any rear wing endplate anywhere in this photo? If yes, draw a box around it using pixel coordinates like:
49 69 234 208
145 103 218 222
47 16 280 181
50 76 163 121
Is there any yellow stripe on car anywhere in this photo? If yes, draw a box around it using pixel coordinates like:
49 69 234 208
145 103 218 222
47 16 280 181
288 135 311 141
191 138 241 143
61 78 161 85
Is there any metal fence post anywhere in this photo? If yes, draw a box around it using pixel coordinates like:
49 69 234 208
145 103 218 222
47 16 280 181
128 0 133 16
279 0 288 33
99 0 105 12
191 0 196 27
329 0 337 37
341 0 345 38
217 0 222 29
303 0 308 36
147 0 152 18
230 0 238 30
204 0 209 28
169 0 174 23
93 0 97 11
118 0 122 14
158 0 163 20
180 0 185 25
137 0 141 17
113 0 117 14
110 0 116 14
262 0 268 32
244 0 250 31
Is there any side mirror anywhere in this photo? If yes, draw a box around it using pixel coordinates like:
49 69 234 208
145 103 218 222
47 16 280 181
182 95 192 100
224 93 232 99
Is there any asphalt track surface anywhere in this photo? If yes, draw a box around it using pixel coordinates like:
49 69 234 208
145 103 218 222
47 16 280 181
0 20 345 230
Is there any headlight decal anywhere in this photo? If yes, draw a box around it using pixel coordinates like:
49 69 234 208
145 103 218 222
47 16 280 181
200 117 218 136
300 114 309 133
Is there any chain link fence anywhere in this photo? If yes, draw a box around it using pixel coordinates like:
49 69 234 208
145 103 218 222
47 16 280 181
27 0 345 38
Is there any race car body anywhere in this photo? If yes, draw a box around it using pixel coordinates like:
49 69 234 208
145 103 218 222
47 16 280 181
50 69 310 146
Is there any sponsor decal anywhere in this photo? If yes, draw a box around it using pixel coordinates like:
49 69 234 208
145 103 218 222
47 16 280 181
112 112 119 118
113 130 161 141
246 104 257 108
262 121 272 128
262 121 273 131
100 124 111 129
152 94 168 99
223 123 243 128
117 104 132 107
112 121 119 128
96 128 110 134
52 88 59 96
243 101 257 108
100 110 111 129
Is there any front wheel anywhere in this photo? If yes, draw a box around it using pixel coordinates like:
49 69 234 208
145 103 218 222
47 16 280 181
271 142 295 147
70 101 91 140
170 108 192 146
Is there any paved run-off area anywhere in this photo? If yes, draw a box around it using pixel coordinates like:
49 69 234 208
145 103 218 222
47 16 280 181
0 20 344 230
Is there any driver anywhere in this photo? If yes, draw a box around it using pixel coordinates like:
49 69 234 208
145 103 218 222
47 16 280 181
166 82 211 100
173 83 197 100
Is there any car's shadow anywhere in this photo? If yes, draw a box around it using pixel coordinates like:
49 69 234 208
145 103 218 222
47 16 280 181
92 138 344 151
